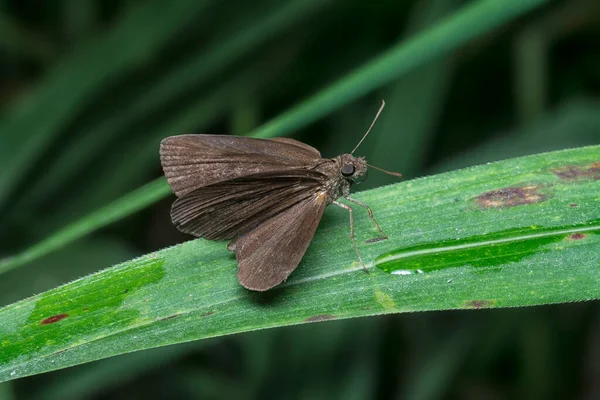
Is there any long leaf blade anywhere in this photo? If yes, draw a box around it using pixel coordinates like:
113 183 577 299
252 0 549 139
0 145 598 381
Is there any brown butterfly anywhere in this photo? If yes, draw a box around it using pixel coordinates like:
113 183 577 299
160 101 401 291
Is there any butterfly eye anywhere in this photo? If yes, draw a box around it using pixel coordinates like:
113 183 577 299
341 164 355 177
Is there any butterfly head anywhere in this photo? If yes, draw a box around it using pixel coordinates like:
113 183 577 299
339 154 368 185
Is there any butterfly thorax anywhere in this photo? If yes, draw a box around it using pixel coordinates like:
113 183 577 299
314 154 367 202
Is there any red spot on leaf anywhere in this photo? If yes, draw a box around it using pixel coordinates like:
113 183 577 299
570 233 586 240
40 313 69 325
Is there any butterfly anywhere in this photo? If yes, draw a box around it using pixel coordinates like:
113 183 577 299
160 101 400 291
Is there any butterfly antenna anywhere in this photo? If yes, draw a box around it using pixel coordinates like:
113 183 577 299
351 100 385 155
367 163 403 178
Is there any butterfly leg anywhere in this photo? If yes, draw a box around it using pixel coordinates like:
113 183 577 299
332 201 369 274
343 196 388 241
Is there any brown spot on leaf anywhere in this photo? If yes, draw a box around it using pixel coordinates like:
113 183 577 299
476 186 546 208
158 313 181 321
569 233 586 240
569 203 578 207
201 311 215 318
51 348 69 356
552 162 600 181
305 314 335 322
365 237 387 244
40 313 69 325
465 300 494 309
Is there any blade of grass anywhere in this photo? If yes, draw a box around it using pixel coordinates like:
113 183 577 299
0 145 599 381
361 0 457 187
430 99 600 173
514 25 548 123
0 380 15 400
0 239 137 308
404 328 473 400
252 0 550 139
17 0 331 213
0 178 170 275
37 47 299 235
32 342 202 400
0 0 213 210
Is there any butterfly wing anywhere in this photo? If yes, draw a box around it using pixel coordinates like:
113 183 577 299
162 134 330 291
234 194 328 291
160 134 322 197
170 170 326 240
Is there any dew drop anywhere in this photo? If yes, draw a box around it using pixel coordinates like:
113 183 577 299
391 270 413 276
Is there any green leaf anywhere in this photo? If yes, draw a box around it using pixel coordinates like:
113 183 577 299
1 145 599 381
251 0 550 139
0 178 170 275
0 238 137 308
360 0 458 187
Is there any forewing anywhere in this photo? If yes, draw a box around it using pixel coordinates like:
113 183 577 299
170 170 325 240
160 134 322 197
269 137 323 155
235 194 327 291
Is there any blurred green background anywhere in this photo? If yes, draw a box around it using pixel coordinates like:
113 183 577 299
0 0 599 398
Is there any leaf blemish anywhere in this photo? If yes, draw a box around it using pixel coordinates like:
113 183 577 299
51 348 69 356
476 186 546 208
201 311 215 318
40 313 69 325
552 162 600 181
365 237 387 244
375 288 397 310
569 233 586 240
157 313 182 321
305 314 335 322
0 258 168 366
465 300 494 309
